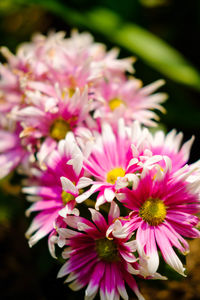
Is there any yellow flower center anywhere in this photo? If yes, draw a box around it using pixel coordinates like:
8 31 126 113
50 119 70 141
106 167 125 185
61 87 75 99
139 198 166 226
68 87 75 98
109 98 125 111
95 238 118 262
61 191 75 205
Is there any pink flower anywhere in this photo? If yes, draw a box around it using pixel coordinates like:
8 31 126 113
116 166 200 276
23 132 91 247
0 124 28 179
14 85 93 164
57 202 145 300
76 120 146 209
76 120 175 208
125 121 195 176
1 30 168 177
94 78 167 127
1 30 135 161
141 125 194 172
1 30 133 113
0 61 22 117
15 30 133 88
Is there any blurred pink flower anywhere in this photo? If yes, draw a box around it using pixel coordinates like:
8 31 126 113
23 132 91 247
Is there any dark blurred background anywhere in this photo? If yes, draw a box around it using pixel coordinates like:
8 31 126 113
0 0 200 299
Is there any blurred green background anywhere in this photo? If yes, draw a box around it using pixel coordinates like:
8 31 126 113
0 0 200 299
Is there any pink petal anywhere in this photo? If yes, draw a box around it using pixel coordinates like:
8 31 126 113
155 225 186 276
136 221 159 274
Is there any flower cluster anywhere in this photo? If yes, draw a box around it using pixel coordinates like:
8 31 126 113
1 31 200 300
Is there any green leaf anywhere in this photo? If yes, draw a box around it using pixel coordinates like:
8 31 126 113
114 23 200 89
4 1 200 91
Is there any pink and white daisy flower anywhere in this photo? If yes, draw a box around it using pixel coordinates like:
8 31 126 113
57 202 145 300
1 30 133 106
148 129 195 172
76 119 146 209
94 78 167 127
16 30 133 89
127 121 196 175
23 132 92 247
116 166 200 276
13 85 94 164
76 120 174 208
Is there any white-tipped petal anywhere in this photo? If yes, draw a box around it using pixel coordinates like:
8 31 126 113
104 188 116 202
76 177 93 189
60 177 77 194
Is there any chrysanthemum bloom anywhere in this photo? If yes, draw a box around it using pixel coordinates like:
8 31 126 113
0 46 28 117
23 132 92 247
1 30 135 164
115 164 200 276
57 202 145 300
0 30 167 182
76 120 174 208
0 123 28 179
0 48 31 178
0 30 134 111
0 31 113 117
13 85 94 165
128 122 195 173
93 78 167 127
75 119 142 209
14 30 134 91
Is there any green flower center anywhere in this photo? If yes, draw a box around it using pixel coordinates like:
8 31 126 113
139 198 166 226
95 238 118 262
50 119 71 141
61 191 75 205
68 87 75 98
106 167 125 185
